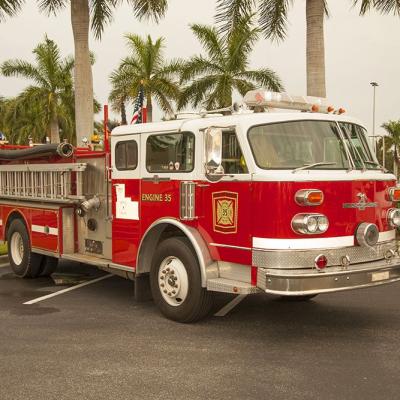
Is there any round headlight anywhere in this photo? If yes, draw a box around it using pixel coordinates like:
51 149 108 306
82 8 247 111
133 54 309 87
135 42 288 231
306 216 318 233
317 215 329 233
387 208 400 228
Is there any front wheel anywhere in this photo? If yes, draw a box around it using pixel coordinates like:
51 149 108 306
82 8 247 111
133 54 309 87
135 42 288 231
150 237 213 323
7 219 43 278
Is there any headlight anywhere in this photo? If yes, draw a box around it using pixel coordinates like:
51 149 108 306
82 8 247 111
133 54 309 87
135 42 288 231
387 208 400 228
292 214 329 235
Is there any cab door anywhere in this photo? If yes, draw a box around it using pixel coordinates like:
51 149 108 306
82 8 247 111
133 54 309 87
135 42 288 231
111 135 141 267
197 127 253 266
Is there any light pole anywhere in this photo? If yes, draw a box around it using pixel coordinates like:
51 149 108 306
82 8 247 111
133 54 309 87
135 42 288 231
370 81 379 154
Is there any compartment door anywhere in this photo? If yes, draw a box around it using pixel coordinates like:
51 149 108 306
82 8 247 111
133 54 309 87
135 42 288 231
111 135 141 267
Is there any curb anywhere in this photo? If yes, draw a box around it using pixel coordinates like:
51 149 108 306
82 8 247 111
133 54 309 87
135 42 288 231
0 255 9 263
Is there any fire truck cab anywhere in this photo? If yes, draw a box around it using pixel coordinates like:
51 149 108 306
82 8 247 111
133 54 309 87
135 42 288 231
1 91 400 322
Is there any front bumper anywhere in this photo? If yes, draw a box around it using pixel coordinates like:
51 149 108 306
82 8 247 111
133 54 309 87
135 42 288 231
257 257 400 296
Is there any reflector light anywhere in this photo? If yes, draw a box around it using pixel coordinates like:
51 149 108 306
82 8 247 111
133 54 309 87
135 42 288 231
314 254 328 270
388 187 400 202
243 90 335 114
292 213 329 235
295 189 324 206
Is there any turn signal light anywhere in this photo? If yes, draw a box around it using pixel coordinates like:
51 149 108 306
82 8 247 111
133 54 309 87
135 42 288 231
292 213 329 235
295 189 324 206
315 254 328 270
388 187 400 202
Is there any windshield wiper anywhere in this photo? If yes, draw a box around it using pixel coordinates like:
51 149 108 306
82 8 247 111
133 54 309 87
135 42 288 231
292 162 337 174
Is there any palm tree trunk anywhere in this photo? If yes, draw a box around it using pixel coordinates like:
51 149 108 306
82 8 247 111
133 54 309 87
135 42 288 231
121 101 127 125
71 0 94 145
306 0 326 97
49 115 60 143
146 94 153 123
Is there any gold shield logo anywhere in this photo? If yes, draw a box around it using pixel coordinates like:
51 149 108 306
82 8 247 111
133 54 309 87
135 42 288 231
212 191 238 234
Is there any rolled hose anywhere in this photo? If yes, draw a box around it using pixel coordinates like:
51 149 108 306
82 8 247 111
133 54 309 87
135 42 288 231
0 143 74 161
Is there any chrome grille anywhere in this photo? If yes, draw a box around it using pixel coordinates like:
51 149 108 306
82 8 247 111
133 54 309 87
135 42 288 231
253 240 398 270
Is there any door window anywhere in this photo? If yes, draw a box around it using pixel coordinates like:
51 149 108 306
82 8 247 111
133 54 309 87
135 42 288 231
115 140 138 171
221 130 248 174
146 132 195 173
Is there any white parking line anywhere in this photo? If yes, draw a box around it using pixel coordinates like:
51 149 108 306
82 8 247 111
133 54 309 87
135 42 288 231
24 274 113 305
214 294 247 317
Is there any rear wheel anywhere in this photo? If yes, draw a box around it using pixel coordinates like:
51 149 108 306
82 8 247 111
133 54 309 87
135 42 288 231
150 237 213 323
7 219 43 278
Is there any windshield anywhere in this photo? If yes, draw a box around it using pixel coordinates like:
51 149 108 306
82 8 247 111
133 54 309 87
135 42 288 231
339 122 379 169
248 120 351 170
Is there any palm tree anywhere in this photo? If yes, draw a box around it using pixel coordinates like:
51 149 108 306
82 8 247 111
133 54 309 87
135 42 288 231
0 1 168 144
382 120 400 175
178 15 283 111
1 36 74 143
109 67 131 125
109 34 181 123
215 0 400 98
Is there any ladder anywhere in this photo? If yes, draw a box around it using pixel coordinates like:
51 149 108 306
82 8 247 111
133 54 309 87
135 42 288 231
0 163 87 203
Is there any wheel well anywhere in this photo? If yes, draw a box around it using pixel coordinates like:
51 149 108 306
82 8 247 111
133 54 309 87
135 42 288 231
5 211 27 240
136 221 213 287
137 223 185 276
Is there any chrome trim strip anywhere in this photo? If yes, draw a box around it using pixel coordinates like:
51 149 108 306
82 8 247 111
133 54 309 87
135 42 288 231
253 230 396 251
253 235 354 250
209 243 252 251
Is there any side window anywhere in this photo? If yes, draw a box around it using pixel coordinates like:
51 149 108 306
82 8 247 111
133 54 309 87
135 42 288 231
222 130 248 174
115 140 138 171
146 132 195 173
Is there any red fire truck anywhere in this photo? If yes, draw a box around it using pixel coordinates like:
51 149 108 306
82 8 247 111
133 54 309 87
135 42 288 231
1 91 400 322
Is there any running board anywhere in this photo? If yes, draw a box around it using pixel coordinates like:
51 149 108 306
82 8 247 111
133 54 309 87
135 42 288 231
207 278 260 294
60 254 136 281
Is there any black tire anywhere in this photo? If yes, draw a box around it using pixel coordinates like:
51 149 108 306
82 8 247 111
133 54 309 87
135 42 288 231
39 256 59 277
7 219 43 278
150 237 213 323
279 294 318 302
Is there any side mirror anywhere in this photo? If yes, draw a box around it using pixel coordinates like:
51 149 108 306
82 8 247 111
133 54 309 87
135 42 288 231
205 127 224 181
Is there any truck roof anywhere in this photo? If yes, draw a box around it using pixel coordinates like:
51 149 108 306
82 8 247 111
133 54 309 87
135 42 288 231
111 111 365 137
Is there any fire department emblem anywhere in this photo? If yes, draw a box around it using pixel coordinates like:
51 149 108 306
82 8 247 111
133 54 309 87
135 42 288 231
212 192 238 234
343 192 377 211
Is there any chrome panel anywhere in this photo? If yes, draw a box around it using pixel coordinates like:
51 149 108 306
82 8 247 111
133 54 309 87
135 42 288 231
218 261 252 283
62 208 75 254
207 278 260 294
253 240 398 270
257 257 400 295
180 181 196 220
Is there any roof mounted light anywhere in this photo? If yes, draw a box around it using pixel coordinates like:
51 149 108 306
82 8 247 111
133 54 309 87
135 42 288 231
243 90 335 114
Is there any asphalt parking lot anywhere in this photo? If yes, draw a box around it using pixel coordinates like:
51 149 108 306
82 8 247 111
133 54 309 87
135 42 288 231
1 260 400 400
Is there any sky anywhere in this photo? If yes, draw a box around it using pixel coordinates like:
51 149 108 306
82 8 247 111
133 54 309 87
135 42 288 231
0 1 399 137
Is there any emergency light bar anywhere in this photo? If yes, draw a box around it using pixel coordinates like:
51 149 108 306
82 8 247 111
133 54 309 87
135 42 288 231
243 90 342 114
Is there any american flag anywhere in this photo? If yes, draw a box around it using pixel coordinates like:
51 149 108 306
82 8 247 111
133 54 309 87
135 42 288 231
131 86 144 124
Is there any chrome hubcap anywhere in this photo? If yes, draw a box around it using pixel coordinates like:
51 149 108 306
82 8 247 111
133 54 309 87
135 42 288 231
10 232 24 266
158 256 189 307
